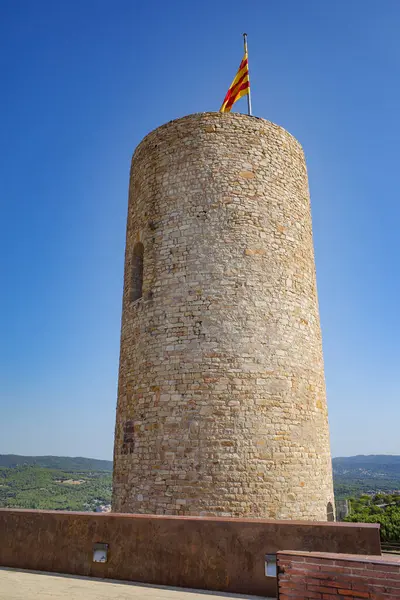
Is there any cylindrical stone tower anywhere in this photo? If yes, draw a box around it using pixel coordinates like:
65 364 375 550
112 112 334 521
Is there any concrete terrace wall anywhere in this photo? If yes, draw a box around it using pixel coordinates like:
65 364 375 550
113 112 334 520
0 509 381 598
277 550 400 599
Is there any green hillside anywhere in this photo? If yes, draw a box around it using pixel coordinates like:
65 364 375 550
332 455 400 499
0 464 112 511
1 453 400 514
0 454 112 471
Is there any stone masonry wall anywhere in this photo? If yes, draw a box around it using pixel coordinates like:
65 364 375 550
112 112 334 519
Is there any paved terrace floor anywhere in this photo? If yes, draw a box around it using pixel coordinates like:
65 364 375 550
0 568 273 600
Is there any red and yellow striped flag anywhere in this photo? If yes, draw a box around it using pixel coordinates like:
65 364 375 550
220 52 250 113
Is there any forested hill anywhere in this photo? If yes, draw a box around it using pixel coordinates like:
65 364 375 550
333 455 400 475
1 454 399 476
0 454 400 480
0 455 112 471
333 455 400 499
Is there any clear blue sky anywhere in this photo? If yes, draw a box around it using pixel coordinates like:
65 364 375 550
1 0 399 460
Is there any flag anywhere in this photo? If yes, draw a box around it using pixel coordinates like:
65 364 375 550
220 53 250 113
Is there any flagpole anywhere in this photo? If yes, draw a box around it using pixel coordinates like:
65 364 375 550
243 33 252 116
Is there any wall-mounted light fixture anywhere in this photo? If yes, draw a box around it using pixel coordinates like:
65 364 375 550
93 543 108 563
265 554 277 577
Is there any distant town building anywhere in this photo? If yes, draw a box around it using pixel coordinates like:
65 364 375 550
95 504 111 513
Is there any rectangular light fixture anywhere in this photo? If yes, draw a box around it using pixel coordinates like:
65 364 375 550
93 542 108 563
264 554 277 577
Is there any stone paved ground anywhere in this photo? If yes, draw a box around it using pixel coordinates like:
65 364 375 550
0 568 272 599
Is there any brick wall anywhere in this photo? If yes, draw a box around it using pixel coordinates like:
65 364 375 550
277 550 400 599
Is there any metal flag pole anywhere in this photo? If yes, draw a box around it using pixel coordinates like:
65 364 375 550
243 32 253 116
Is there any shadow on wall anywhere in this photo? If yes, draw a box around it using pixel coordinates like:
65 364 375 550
131 243 144 302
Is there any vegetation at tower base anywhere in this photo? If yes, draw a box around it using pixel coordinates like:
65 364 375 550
344 493 400 543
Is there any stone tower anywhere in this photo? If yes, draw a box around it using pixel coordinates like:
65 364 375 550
112 112 334 521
